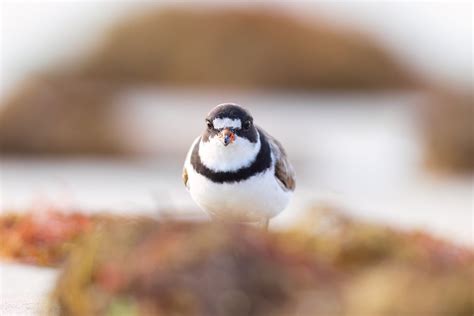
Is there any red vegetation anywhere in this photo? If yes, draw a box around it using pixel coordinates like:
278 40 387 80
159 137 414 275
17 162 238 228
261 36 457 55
0 211 93 266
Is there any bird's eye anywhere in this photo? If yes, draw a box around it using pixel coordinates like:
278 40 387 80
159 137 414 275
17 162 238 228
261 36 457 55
243 120 252 130
206 120 213 129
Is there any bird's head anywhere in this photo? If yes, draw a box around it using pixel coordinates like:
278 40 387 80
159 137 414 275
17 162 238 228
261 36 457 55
199 103 260 171
202 103 258 147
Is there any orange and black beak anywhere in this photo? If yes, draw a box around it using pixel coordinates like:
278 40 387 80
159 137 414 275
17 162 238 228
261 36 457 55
219 128 235 146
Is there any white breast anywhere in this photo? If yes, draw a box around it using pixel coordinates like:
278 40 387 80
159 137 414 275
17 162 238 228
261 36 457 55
185 145 292 222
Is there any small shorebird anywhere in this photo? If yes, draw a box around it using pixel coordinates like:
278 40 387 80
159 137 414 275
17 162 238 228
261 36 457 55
183 103 295 228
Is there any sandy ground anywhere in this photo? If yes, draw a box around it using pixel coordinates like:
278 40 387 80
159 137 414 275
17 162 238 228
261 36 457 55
0 263 57 316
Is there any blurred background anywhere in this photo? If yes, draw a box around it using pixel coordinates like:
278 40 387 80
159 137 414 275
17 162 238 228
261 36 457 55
0 1 473 315
0 1 472 243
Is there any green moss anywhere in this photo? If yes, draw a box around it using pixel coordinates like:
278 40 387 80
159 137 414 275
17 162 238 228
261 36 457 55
106 297 139 316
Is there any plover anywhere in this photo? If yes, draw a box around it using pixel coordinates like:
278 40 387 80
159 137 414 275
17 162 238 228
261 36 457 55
183 103 295 228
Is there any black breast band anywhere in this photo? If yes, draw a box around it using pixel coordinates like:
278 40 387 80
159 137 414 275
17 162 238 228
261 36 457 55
191 131 272 183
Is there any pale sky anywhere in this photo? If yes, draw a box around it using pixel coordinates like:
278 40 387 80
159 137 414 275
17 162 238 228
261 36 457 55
0 1 472 97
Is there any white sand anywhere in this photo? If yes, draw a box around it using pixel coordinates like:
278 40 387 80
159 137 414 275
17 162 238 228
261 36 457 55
0 263 58 316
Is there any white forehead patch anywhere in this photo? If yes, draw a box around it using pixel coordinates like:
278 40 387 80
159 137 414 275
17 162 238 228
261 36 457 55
212 117 241 129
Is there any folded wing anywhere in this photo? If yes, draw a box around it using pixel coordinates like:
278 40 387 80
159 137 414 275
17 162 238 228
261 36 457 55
259 128 295 191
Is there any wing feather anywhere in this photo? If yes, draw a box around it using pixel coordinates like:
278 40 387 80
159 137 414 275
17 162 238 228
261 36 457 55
182 166 189 188
182 136 201 190
259 128 295 191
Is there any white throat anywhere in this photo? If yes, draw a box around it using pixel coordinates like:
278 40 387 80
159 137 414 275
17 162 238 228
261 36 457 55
199 131 261 172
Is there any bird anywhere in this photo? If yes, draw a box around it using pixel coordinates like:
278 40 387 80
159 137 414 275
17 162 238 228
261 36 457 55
183 103 295 228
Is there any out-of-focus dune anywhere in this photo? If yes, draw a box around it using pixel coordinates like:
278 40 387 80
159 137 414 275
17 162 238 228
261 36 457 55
0 75 126 155
0 8 416 156
80 8 414 90
422 92 473 173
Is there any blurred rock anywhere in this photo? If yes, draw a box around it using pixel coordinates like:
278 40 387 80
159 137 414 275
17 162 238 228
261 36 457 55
0 76 126 155
81 8 414 91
